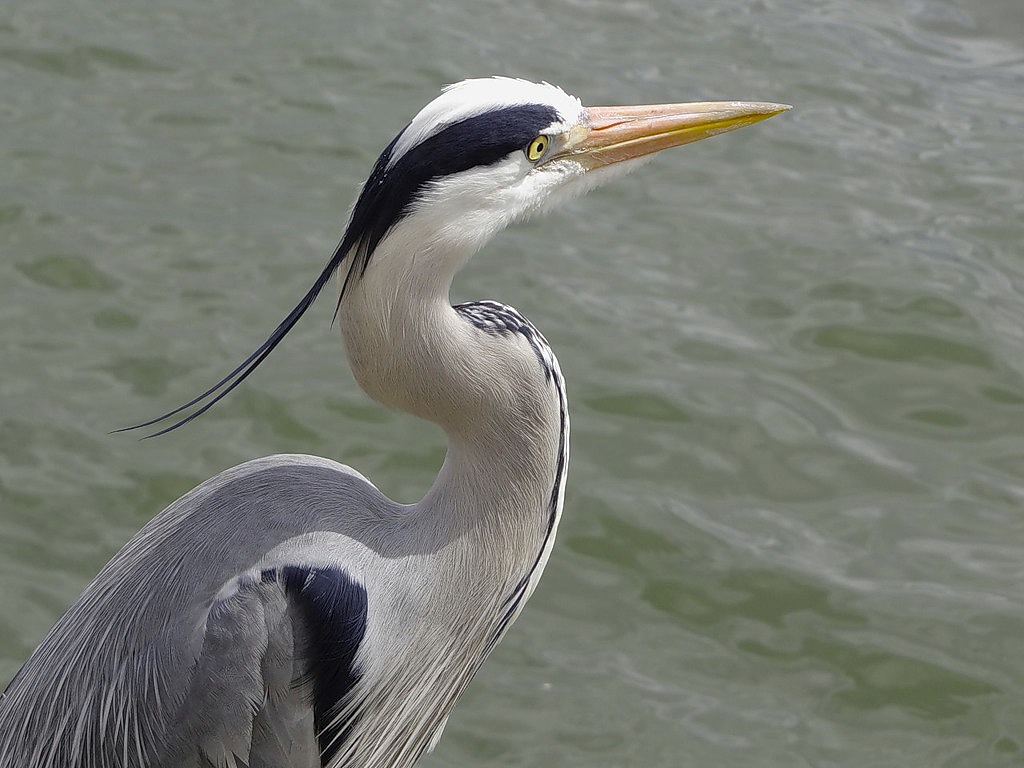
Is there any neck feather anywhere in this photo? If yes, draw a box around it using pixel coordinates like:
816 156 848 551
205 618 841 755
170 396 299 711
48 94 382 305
336 238 568 566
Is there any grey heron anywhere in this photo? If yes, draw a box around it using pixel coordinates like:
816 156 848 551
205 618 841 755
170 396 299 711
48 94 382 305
0 78 788 767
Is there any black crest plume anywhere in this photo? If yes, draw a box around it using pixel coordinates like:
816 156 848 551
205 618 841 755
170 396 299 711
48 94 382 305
114 133 405 438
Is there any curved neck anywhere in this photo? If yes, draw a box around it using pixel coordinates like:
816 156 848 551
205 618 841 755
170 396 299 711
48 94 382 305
336 242 567 563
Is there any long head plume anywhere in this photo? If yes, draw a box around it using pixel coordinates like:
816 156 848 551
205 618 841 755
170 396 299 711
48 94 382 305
116 131 408 438
114 237 356 438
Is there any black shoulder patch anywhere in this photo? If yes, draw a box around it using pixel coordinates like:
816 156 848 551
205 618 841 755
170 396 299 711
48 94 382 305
277 565 368 764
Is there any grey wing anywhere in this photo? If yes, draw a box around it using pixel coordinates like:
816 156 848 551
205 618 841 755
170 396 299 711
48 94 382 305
0 456 391 768
171 564 368 768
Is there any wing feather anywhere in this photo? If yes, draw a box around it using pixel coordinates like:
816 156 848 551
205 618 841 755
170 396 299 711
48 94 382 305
180 565 367 768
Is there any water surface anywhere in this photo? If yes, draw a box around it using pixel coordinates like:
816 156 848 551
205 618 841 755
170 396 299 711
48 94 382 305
2 0 1023 765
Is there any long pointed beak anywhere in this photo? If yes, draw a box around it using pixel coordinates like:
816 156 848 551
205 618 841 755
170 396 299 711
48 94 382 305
566 101 791 169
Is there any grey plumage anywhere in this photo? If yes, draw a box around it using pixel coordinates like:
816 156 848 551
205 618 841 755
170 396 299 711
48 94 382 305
0 78 788 766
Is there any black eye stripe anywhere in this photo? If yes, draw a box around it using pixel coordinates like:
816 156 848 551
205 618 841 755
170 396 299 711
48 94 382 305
342 104 561 267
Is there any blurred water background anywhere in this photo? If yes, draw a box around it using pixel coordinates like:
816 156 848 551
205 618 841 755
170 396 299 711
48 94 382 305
2 0 1024 765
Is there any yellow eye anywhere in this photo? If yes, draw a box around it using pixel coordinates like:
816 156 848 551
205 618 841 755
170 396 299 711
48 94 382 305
526 135 548 162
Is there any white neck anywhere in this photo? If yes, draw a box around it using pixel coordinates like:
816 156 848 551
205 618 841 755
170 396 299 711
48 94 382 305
336 235 567 569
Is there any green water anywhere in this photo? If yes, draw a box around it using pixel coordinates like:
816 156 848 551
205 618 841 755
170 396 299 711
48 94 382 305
2 0 1023 765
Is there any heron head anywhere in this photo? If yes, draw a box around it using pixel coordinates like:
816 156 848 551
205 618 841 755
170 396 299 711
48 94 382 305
338 77 789 282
